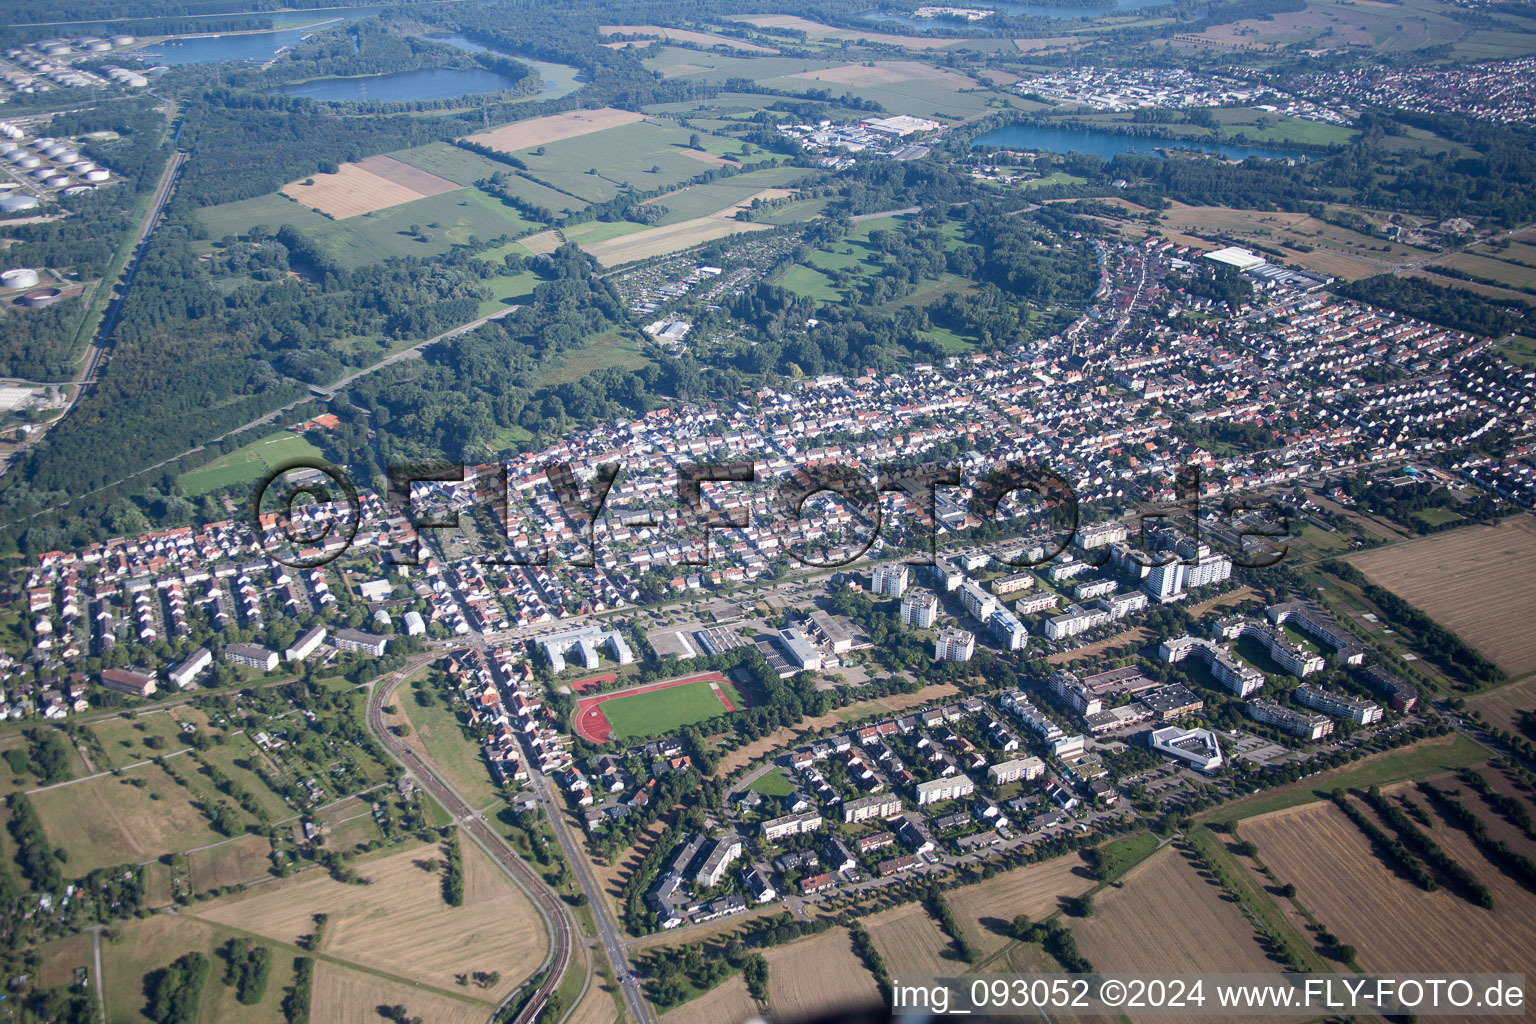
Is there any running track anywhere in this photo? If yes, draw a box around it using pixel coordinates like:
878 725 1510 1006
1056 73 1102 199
574 672 734 743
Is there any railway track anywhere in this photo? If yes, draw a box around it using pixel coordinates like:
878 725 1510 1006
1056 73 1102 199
366 666 580 1024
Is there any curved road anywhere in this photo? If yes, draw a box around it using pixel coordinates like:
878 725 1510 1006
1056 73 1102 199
366 665 581 1024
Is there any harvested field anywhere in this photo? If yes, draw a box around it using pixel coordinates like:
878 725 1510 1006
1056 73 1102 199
1243 799 1536 975
519 229 564 255
581 215 769 266
193 842 546 999
462 108 648 154
1013 35 1079 51
660 975 756 1024
600 24 778 52
949 854 1096 957
765 928 881 1020
310 960 489 1024
865 902 960 975
1468 676 1536 739
789 60 973 90
1348 517 1536 676
281 155 459 219
731 13 964 48
1075 846 1283 995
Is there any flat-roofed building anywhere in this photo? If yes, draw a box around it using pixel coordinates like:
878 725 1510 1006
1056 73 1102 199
1360 664 1417 711
987 756 1046 785
934 626 974 662
901 588 938 628
1294 684 1382 724
871 564 909 598
990 572 1035 597
915 774 975 805
959 579 996 621
1149 725 1223 771
1246 698 1334 739
805 610 853 653
843 793 902 823
777 627 822 671
761 811 823 842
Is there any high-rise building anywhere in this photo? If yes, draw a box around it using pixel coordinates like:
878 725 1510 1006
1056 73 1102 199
871 564 910 598
901 588 938 628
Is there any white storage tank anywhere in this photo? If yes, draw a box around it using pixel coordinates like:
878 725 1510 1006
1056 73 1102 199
41 143 67 157
31 168 53 180
43 44 70 56
124 75 147 87
43 175 68 187
68 161 94 173
14 155 40 169
86 41 111 52
110 35 135 46
1 268 40 290
83 169 109 182
0 195 39 213
52 150 79 163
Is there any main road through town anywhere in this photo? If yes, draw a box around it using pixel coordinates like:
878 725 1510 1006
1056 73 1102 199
366 659 586 1024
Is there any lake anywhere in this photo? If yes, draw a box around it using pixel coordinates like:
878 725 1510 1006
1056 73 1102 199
423 33 587 100
972 122 1306 161
269 66 526 102
129 5 388 66
861 0 1168 29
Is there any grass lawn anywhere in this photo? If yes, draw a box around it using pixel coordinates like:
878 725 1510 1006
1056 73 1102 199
1499 336 1536 369
598 680 742 741
177 432 322 497
530 331 650 388
1088 830 1159 883
515 120 749 204
88 711 199 769
1205 733 1488 825
30 759 233 875
399 683 503 809
388 141 513 186
474 268 542 317
1412 507 1465 528
748 767 795 798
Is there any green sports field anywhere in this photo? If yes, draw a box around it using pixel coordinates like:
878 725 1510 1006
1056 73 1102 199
596 679 743 741
177 431 323 497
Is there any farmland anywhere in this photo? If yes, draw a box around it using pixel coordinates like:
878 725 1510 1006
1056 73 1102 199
193 842 547 998
98 914 299 1024
659 974 756 1024
281 155 461 219
1469 675 1536 738
1348 517 1536 676
195 185 546 269
727 13 968 49
865 902 961 975
1242 796 1536 976
310 960 491 1024
764 927 882 1020
599 24 779 52
948 854 1097 958
1074 845 1281 982
461 106 648 154
788 61 975 91
512 120 755 204
581 215 771 267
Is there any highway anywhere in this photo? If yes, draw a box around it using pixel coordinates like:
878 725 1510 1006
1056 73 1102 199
366 661 584 1024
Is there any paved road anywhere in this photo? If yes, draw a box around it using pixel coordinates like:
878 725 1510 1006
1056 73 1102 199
519 749 656 1024
366 661 582 1024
